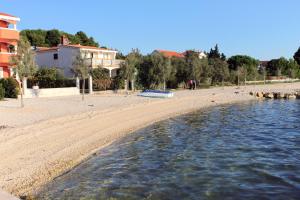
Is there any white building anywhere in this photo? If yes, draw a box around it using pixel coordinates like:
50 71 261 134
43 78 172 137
35 36 123 78
197 51 207 59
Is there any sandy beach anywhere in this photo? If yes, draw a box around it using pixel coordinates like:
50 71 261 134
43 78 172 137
0 83 300 197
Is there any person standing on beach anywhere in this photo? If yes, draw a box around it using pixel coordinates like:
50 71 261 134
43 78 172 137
189 80 193 90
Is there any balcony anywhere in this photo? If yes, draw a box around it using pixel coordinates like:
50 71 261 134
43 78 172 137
0 28 19 41
90 59 124 68
0 52 16 65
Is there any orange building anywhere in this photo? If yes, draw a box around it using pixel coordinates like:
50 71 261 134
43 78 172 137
0 12 20 78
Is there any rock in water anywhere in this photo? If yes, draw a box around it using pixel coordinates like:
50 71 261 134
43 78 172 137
264 93 274 99
274 92 284 99
256 92 263 98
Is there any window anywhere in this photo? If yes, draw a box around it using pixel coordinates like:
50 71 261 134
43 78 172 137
53 53 58 60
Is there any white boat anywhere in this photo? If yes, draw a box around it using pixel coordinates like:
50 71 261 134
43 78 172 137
138 90 174 98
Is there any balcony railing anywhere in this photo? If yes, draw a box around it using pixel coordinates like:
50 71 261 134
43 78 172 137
0 28 19 41
0 52 16 65
90 59 125 68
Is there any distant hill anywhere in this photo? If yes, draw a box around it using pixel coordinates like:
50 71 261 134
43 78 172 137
21 29 99 48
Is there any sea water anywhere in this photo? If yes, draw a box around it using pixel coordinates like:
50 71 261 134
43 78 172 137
37 100 300 200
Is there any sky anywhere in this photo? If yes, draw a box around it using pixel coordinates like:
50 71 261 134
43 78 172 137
1 0 300 60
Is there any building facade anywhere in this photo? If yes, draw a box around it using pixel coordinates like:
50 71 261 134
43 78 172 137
35 36 123 78
0 13 20 78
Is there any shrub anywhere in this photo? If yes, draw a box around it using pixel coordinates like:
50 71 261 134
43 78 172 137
0 78 19 98
0 83 4 100
27 79 76 88
27 68 76 88
91 68 113 91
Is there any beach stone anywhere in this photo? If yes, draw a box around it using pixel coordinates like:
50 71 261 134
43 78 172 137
256 92 263 98
249 91 254 96
284 93 289 99
274 92 284 99
264 93 274 99
284 93 296 99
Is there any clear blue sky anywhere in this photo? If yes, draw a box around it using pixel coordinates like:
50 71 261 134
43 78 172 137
1 0 300 60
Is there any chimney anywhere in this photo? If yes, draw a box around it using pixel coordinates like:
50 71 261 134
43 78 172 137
61 35 69 45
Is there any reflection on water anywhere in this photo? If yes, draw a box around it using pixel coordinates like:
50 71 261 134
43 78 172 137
37 100 300 200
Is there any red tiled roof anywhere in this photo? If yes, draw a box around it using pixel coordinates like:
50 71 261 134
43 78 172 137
36 47 59 52
0 13 16 18
157 50 184 58
64 44 115 51
36 45 116 53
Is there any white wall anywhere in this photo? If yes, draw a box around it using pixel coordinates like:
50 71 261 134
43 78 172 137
24 87 80 98
58 47 80 77
35 46 121 78
35 51 60 69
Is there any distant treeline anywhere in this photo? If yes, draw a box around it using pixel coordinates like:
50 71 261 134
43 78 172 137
115 45 300 90
21 29 99 47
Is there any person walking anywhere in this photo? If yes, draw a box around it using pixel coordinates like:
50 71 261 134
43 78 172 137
189 80 193 90
192 80 196 90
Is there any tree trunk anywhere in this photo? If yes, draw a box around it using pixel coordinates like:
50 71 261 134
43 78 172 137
264 68 266 85
18 82 24 108
131 79 135 92
222 78 224 90
82 78 85 101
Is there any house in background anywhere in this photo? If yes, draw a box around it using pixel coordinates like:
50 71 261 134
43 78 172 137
155 49 207 59
155 50 185 58
0 12 20 78
35 36 123 78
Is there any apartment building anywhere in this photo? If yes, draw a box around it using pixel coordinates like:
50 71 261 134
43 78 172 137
35 36 123 78
0 12 20 78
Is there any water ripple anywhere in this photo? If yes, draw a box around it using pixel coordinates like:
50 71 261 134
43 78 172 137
37 100 300 200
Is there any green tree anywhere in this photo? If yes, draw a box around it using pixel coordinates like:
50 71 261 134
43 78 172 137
149 52 168 89
21 29 47 47
227 55 259 81
75 31 99 47
208 44 221 59
45 29 61 47
209 58 229 85
185 50 203 87
72 53 90 101
11 36 37 107
34 68 64 81
91 68 111 91
294 47 300 65
172 57 188 87
0 83 4 100
122 49 142 91
21 29 101 47
116 52 126 59
199 58 211 84
162 57 173 90
267 57 290 76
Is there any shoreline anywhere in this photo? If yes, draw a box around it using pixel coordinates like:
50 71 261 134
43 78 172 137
0 83 300 197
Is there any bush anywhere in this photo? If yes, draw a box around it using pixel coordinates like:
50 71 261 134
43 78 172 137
27 68 76 88
0 78 19 98
27 79 76 88
91 68 113 91
0 83 4 100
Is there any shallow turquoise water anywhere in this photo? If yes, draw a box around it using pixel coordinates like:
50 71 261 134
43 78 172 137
37 100 300 200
